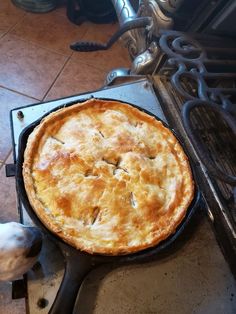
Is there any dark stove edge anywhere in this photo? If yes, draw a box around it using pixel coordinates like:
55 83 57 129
205 198 236 280
195 171 236 280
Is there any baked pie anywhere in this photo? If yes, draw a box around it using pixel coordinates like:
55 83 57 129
23 99 194 255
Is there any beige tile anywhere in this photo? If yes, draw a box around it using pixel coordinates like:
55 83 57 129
0 282 25 314
0 0 25 36
0 87 36 161
0 152 19 222
0 34 67 99
80 22 118 43
11 11 88 55
45 59 107 100
72 42 131 73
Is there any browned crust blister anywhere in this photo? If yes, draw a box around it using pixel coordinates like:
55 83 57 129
23 99 194 255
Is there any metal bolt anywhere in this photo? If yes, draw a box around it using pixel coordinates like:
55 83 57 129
143 82 149 89
17 110 24 120
37 298 49 309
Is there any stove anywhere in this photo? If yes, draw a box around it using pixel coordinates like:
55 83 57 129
151 30 236 276
7 74 236 313
5 0 236 309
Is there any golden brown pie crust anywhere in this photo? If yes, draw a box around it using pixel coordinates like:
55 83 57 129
23 99 194 255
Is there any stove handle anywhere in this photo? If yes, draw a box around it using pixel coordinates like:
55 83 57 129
48 246 97 314
70 16 152 52
182 100 236 186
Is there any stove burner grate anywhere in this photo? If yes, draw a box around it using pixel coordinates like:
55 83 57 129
156 30 236 198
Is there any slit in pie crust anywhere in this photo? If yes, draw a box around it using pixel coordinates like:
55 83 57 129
23 99 194 255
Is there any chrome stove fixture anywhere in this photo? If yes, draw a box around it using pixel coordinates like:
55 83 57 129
110 0 185 59
111 0 173 58
105 0 187 82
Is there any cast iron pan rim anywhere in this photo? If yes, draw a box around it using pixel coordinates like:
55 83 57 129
16 96 201 264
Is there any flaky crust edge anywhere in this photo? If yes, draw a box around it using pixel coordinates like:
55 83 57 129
23 98 195 255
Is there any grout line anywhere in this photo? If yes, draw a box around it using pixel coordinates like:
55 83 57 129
4 149 13 164
0 85 40 101
7 10 89 57
0 12 26 40
42 54 72 100
2 12 27 37
77 56 112 74
0 31 7 40
70 51 115 72
79 27 90 41
1 149 13 168
8 33 70 57
70 49 131 74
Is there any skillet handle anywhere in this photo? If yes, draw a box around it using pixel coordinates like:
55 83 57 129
49 247 95 314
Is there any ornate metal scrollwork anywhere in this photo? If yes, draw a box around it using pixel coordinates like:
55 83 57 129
156 0 185 14
138 0 173 38
159 31 205 62
159 31 236 116
104 1 174 78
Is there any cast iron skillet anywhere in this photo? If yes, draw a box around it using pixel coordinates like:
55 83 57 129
16 97 201 314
